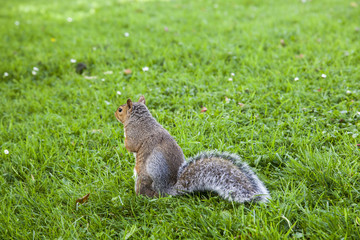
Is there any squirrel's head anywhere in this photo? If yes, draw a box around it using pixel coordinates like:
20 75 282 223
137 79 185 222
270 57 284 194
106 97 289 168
114 95 146 124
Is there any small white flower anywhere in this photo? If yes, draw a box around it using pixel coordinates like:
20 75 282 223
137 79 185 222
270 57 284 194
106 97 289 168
346 90 351 94
15 21 20 26
124 32 130 37
4 72 9 77
33 67 39 71
294 77 299 81
70 59 76 63
4 149 9 154
142 66 149 72
67 17 73 22
101 78 105 82
93 47 97 51
321 74 326 78
117 91 121 95
105 100 111 105
32 71 37 75
340 110 348 114
231 73 235 76
228 78 233 81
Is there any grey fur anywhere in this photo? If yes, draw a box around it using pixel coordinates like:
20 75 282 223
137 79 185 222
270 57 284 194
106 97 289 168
122 100 270 203
123 102 185 197
146 150 172 194
173 151 270 203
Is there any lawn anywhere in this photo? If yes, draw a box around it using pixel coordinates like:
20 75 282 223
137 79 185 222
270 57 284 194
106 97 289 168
1 0 360 238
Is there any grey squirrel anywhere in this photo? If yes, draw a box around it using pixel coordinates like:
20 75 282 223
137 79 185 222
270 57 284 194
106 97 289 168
114 96 270 203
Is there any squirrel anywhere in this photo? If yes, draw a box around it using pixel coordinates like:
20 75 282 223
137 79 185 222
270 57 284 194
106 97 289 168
114 96 270 203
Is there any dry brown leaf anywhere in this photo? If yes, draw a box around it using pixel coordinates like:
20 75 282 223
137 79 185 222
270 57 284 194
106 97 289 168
76 193 90 205
123 69 132 75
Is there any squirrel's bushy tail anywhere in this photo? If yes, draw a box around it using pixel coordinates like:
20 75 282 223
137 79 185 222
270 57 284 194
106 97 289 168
171 152 270 203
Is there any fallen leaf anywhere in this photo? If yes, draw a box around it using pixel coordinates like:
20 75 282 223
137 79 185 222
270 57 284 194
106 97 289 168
350 2 358 7
238 103 245 107
123 69 132 75
201 106 207 112
84 76 97 80
76 193 90 207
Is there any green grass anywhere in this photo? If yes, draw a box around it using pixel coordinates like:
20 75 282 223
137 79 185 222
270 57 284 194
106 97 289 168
1 0 360 238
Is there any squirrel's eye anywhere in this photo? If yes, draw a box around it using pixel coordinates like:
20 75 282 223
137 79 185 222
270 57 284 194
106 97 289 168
118 108 122 113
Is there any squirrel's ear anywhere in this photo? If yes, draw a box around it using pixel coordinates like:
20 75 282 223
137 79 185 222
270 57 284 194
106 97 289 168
138 95 146 105
127 99 133 110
